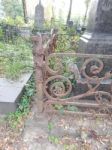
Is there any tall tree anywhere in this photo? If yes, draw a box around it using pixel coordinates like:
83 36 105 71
22 0 28 23
52 0 55 19
1 0 23 18
66 0 73 25
83 0 91 25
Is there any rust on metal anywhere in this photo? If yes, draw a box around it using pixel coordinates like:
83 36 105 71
32 30 112 116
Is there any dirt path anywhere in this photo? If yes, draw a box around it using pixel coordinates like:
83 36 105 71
0 102 112 150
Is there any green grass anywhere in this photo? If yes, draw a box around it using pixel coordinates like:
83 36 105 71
0 37 33 79
56 34 79 52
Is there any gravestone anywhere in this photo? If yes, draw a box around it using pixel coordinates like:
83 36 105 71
79 0 112 56
0 73 32 114
34 0 45 29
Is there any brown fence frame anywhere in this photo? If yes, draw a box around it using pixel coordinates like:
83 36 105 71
32 31 112 117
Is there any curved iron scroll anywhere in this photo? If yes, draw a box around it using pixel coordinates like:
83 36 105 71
44 53 112 104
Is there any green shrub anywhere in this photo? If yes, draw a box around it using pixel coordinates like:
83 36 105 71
6 76 35 129
0 37 33 79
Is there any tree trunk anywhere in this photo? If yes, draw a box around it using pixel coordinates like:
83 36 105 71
22 0 28 23
66 0 73 25
52 0 55 18
83 0 91 26
83 3 89 26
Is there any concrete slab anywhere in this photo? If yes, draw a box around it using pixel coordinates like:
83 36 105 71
0 73 32 114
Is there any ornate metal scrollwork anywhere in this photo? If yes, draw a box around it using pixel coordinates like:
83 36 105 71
95 91 112 104
95 91 112 114
43 75 72 101
81 57 104 81
46 55 63 75
32 31 112 115
44 53 112 104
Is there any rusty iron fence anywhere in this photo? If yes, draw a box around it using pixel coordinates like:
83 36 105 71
32 30 112 117
0 23 31 43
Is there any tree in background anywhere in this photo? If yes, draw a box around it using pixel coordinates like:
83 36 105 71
1 0 23 19
51 0 55 19
66 0 73 25
22 0 28 23
83 0 91 26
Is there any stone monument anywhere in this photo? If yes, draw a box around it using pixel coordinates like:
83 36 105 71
79 0 112 55
34 0 45 29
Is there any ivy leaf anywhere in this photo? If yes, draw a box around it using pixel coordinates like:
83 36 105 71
48 122 54 131
67 105 79 112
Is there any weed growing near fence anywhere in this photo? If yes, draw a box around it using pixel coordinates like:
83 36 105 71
0 37 33 79
6 75 35 129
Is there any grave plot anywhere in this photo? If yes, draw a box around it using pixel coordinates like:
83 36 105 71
0 73 32 114
0 24 33 114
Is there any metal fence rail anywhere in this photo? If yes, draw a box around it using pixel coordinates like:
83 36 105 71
32 30 112 116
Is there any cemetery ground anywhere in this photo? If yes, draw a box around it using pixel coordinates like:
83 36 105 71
0 99 112 150
0 26 112 150
0 45 112 149
0 0 112 148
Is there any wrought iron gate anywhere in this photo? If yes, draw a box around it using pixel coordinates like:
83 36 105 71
32 30 112 117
